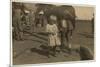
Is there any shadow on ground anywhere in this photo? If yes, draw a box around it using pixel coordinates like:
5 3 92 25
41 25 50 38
30 45 50 58
78 32 94 38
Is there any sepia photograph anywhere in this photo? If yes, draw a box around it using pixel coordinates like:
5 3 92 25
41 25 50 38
12 1 95 65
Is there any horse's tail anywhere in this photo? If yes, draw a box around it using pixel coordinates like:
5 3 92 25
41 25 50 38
71 18 76 30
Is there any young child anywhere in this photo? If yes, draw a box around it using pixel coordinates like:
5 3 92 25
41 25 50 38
46 15 61 57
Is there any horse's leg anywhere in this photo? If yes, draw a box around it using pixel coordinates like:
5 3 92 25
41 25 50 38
59 31 68 52
66 30 72 49
65 31 69 48
69 32 72 49
70 30 73 39
60 31 65 48
65 30 73 54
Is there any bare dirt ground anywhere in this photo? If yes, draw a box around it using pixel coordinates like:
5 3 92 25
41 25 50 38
13 21 94 65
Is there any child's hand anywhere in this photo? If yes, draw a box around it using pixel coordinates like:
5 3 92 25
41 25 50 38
50 32 55 35
60 28 63 31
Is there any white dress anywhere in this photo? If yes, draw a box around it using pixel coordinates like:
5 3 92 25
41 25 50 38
46 24 61 47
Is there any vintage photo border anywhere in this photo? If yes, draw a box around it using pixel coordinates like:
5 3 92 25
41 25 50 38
10 0 96 66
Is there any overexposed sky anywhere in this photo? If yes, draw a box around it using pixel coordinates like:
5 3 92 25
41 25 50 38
74 6 94 20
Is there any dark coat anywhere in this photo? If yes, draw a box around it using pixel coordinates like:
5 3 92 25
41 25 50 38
35 4 76 30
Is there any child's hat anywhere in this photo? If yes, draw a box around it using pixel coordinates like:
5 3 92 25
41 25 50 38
50 15 57 20
39 10 44 15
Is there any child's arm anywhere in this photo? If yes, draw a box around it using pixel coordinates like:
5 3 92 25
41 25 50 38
54 24 59 33
46 24 53 35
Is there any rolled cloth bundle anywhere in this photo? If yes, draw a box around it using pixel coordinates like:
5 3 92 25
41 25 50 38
79 45 93 60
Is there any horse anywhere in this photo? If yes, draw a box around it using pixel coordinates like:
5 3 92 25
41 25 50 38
34 4 76 50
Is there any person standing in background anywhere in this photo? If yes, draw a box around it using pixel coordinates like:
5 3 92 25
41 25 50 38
13 8 22 40
59 18 73 52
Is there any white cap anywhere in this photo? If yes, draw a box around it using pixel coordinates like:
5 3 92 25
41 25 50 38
25 10 30 13
39 10 44 15
50 15 57 20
